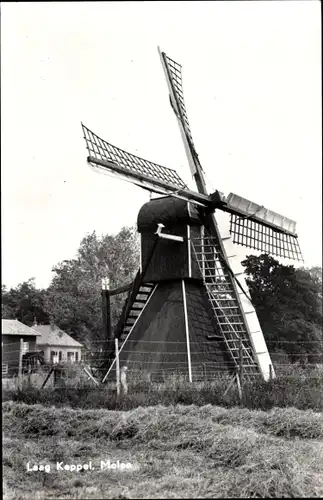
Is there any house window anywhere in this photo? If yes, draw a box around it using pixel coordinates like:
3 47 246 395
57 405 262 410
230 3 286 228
2 364 8 376
59 351 62 362
67 352 75 363
75 352 79 362
22 342 29 354
51 351 59 364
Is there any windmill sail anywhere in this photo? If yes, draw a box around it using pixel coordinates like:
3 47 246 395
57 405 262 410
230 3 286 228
158 48 207 191
158 49 303 262
82 123 185 188
226 193 297 234
82 123 303 261
229 214 303 261
82 123 211 207
225 193 303 261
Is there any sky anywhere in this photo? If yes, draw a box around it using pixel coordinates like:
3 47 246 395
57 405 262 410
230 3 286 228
1 1 322 289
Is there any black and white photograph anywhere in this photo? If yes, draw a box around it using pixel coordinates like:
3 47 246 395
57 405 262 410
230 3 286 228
1 1 322 498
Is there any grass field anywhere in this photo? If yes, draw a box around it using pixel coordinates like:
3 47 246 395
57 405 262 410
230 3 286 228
3 367 323 412
3 401 323 499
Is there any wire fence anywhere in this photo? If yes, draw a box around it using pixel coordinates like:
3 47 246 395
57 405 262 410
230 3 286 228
3 340 323 359
3 339 322 357
2 336 323 393
2 363 323 394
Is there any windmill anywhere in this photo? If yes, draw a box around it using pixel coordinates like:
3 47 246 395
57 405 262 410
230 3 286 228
81 48 303 385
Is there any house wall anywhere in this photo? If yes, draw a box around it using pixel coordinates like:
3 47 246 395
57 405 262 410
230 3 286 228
2 335 37 377
37 345 82 364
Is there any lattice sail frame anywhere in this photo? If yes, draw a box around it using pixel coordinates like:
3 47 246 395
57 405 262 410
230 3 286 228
160 52 196 149
229 214 303 261
158 48 203 179
82 123 186 190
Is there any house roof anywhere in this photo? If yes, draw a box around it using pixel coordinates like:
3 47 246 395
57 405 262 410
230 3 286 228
33 324 83 348
1 319 41 337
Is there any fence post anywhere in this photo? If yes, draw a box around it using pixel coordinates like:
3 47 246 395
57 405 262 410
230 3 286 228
115 338 120 397
120 366 128 395
18 338 24 389
269 364 273 381
238 338 244 402
101 277 112 357
223 372 236 397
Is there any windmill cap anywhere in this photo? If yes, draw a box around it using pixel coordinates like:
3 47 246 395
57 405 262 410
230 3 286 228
138 196 201 232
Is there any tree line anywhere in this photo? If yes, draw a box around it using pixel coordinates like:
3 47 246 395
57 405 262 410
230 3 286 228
2 226 322 363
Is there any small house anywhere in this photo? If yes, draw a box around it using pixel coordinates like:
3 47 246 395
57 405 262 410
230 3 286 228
33 323 83 363
2 319 41 377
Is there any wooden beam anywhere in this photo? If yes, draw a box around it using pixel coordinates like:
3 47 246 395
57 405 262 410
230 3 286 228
101 287 112 340
41 367 54 388
83 367 100 386
87 156 213 207
109 282 133 297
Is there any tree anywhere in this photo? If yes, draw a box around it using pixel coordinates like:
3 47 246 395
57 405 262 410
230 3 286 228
44 226 140 349
241 254 323 363
2 285 12 319
1 279 49 326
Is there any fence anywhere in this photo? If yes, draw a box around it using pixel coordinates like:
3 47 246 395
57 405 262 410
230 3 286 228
2 338 323 392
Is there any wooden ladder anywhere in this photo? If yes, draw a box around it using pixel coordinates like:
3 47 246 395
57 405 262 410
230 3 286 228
191 231 274 381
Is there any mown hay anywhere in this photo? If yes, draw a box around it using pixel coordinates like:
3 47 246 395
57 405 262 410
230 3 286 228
4 401 323 441
3 402 323 498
